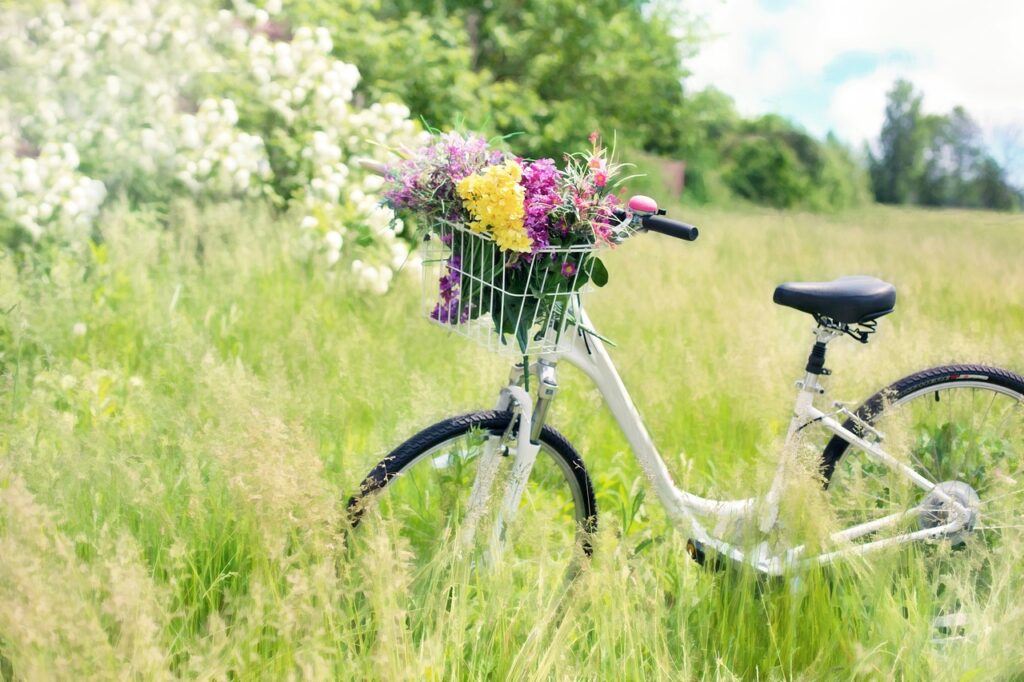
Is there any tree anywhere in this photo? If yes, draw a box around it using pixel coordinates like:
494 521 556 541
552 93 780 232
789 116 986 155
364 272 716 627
917 113 956 207
723 131 809 209
286 1 870 211
287 0 698 160
975 157 1020 211
719 115 868 210
868 79 925 204
916 106 1018 209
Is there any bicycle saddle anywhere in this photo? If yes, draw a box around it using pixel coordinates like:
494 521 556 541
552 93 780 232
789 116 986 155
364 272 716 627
773 276 896 324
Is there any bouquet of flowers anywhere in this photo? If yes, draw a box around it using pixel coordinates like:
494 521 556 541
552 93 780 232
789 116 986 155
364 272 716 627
382 131 634 354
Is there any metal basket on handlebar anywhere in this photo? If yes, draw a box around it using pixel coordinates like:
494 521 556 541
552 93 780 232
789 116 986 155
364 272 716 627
422 220 602 356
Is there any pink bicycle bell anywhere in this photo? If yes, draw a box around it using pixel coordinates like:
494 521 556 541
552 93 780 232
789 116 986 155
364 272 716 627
628 195 659 216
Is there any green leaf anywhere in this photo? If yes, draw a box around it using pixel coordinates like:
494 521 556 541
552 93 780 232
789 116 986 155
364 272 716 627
590 258 609 287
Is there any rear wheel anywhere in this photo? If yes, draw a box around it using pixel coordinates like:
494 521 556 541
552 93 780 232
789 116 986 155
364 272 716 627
348 411 596 572
821 365 1024 627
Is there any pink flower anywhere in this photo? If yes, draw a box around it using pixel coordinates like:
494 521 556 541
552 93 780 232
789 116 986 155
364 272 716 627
594 169 608 187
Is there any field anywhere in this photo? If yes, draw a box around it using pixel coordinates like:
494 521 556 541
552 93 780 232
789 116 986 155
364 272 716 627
2 199 1024 679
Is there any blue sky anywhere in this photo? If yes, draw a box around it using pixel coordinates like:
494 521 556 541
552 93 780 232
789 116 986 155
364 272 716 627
684 0 1024 174
766 49 915 135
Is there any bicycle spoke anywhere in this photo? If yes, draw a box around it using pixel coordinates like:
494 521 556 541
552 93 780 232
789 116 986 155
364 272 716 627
991 400 1023 442
977 487 1024 505
353 414 591 584
974 525 1024 531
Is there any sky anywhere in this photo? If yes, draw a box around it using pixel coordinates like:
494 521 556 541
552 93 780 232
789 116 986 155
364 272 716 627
683 0 1024 172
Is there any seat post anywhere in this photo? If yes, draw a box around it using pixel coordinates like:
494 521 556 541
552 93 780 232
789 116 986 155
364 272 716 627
799 325 844 394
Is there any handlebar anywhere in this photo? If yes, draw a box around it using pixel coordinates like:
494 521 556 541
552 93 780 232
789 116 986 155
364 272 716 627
639 214 699 241
612 209 699 242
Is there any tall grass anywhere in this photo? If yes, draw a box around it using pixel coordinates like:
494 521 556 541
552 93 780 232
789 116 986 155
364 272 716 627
1 198 1023 678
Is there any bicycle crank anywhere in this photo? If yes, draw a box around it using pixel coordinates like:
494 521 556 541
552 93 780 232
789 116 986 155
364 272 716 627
918 481 980 545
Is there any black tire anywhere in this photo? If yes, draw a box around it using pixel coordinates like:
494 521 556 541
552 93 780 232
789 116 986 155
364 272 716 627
821 364 1024 483
348 410 597 557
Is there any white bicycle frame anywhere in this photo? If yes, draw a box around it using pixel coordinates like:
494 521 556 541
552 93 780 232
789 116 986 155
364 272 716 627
471 306 973 576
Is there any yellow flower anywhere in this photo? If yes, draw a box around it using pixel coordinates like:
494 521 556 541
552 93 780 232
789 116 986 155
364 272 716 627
455 161 531 253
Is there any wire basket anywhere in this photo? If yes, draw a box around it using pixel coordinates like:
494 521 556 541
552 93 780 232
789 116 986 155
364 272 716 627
422 220 600 356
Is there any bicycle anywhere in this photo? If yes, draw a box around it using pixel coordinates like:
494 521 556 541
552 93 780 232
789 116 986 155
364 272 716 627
347 193 1024 613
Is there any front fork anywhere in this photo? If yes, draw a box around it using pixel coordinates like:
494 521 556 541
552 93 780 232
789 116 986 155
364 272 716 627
461 360 559 559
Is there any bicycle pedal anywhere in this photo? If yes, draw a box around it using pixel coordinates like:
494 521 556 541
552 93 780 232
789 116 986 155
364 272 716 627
690 538 732 572
685 539 703 563
686 538 724 570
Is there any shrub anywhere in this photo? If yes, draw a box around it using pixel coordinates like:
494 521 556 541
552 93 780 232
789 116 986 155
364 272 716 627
0 0 423 292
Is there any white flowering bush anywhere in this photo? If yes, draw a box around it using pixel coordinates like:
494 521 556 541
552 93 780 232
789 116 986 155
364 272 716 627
0 0 423 293
0 129 106 244
173 99 273 199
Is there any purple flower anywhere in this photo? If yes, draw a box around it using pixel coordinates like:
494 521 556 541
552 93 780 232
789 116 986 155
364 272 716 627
382 133 507 222
520 158 561 253
560 261 577 278
430 255 469 325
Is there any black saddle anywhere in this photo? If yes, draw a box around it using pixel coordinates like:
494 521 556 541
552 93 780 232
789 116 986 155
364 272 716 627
773 276 896 324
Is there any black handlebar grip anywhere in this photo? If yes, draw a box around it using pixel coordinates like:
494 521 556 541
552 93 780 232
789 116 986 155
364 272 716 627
642 214 699 241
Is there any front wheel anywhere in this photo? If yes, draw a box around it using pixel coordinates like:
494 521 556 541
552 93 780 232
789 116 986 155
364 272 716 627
348 411 597 571
820 364 1024 626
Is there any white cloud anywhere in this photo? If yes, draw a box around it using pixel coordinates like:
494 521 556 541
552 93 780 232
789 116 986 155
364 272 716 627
684 0 1024 147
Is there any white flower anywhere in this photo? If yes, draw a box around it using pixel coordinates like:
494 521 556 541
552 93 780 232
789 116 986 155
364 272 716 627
324 230 342 250
390 241 408 269
372 266 392 295
315 27 333 54
22 171 42 194
233 169 250 190
300 215 318 230
72 322 87 337
105 75 121 97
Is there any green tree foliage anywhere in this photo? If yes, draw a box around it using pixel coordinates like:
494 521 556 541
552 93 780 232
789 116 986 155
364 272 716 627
869 81 1020 211
868 79 925 204
283 0 870 211
283 0 492 130
723 129 808 209
975 157 1020 211
286 0 695 159
462 0 694 158
721 116 868 210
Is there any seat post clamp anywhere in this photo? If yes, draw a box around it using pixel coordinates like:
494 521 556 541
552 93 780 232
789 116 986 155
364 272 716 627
805 341 829 376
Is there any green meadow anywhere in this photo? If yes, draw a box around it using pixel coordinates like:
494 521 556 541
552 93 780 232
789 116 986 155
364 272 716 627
2 199 1023 679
